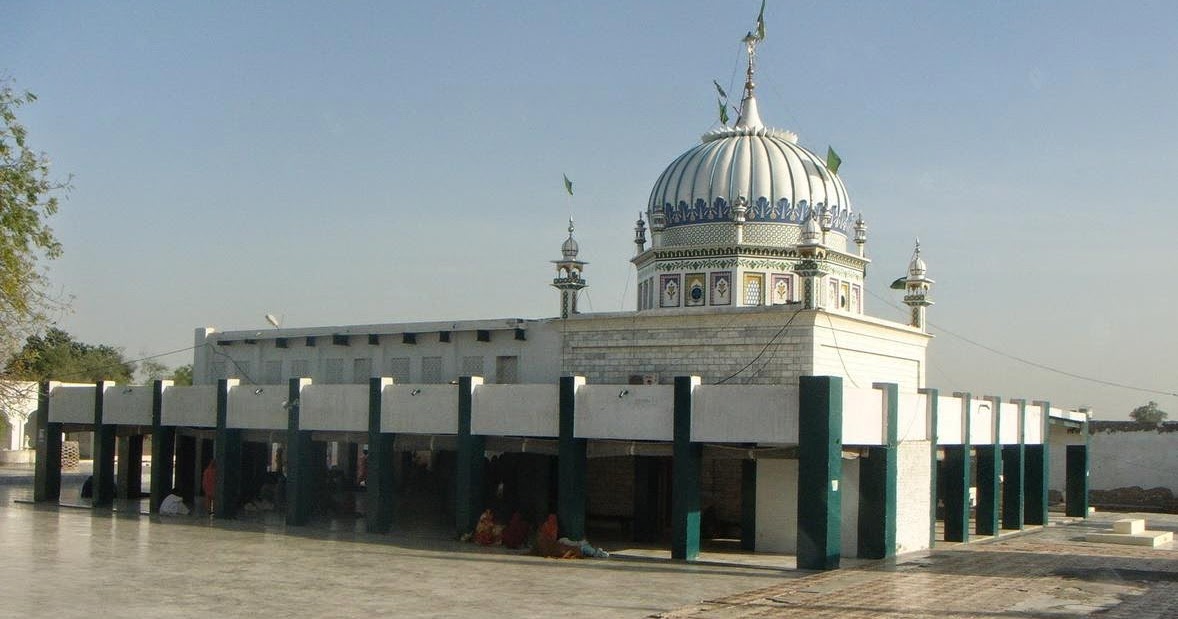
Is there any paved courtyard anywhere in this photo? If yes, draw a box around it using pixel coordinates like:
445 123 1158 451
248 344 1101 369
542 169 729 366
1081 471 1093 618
2 466 1177 618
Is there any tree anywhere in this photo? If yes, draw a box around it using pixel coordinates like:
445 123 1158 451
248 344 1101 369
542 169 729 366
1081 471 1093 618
6 328 134 384
0 78 69 394
1129 401 1167 424
171 364 193 386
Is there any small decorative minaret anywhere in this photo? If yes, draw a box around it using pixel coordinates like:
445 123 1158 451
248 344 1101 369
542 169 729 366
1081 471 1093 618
853 213 867 257
552 220 588 319
794 212 828 309
633 213 647 255
903 240 934 331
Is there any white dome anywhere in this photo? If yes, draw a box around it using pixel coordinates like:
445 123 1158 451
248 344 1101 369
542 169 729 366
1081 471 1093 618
647 110 853 236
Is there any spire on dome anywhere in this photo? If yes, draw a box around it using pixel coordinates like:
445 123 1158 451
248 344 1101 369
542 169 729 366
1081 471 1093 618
735 4 766 129
561 218 580 259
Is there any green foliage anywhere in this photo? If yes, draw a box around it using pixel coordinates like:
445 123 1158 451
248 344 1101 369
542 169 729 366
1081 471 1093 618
171 364 193 386
1129 401 1167 424
0 78 68 366
6 328 134 383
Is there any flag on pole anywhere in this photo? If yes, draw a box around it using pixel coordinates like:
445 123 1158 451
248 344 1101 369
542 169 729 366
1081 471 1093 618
718 99 729 125
713 79 727 100
755 0 766 41
825 146 842 175
563 174 574 196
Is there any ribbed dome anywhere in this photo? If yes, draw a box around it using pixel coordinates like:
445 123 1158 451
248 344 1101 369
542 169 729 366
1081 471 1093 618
648 119 853 235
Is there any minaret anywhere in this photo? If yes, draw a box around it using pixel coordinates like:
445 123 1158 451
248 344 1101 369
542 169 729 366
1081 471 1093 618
552 220 588 319
853 213 868 257
633 214 647 255
902 240 934 331
794 212 828 309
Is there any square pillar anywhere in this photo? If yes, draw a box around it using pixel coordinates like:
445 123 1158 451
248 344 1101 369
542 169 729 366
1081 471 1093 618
1025 400 1050 525
740 458 756 551
1001 399 1026 530
92 381 117 508
975 395 1002 537
557 376 587 541
285 378 314 526
1065 443 1089 517
214 379 243 519
671 376 702 561
33 381 62 503
149 380 176 514
632 456 660 543
945 392 971 543
919 387 939 548
858 382 898 559
366 378 395 533
797 375 843 571
454 375 485 535
116 434 144 499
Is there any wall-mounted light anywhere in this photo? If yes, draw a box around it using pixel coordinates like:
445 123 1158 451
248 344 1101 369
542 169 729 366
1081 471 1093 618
618 389 629 398
281 398 300 410
410 388 422 396
122 387 134 394
254 388 265 395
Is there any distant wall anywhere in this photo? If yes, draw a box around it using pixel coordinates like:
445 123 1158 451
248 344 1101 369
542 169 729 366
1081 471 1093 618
1088 421 1178 493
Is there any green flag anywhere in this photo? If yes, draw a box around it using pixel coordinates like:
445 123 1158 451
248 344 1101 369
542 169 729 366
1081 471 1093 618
718 98 729 125
563 174 573 196
755 0 766 41
826 146 842 175
890 276 907 290
713 79 727 100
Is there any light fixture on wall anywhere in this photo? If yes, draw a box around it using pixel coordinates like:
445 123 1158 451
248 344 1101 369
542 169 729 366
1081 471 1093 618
618 389 629 398
265 314 282 329
254 388 265 395
122 387 134 395
410 388 422 396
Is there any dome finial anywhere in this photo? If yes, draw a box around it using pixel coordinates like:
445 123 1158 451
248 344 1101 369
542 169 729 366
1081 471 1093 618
736 3 766 129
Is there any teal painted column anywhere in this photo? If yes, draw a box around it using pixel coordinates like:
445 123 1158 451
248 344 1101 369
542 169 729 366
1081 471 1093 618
944 392 971 543
366 377 395 533
975 395 1002 536
858 382 898 559
149 380 175 514
33 381 62 503
116 434 144 499
285 378 313 526
1025 400 1050 525
632 456 659 542
671 376 702 561
1001 399 1026 530
454 376 486 535
797 375 843 571
557 376 587 540
1065 420 1089 518
740 458 756 551
92 381 116 508
214 379 242 519
918 387 939 548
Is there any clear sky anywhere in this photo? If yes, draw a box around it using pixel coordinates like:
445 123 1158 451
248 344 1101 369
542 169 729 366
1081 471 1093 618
5 1 1177 418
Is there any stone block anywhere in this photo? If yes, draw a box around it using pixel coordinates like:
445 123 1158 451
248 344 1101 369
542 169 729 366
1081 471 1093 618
1113 518 1145 535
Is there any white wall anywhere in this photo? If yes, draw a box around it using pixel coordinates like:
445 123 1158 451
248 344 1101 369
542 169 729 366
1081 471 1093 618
840 457 860 555
472 384 559 437
897 392 928 443
969 399 994 445
381 384 458 434
574 385 673 441
936 395 963 444
998 402 1020 444
48 383 96 424
755 458 797 553
1088 427 1178 491
842 386 884 446
161 385 217 428
896 440 932 554
692 385 797 443
299 384 368 432
226 383 288 430
101 385 153 425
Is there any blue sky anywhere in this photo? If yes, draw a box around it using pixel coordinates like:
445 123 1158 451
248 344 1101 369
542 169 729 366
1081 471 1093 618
5 1 1177 418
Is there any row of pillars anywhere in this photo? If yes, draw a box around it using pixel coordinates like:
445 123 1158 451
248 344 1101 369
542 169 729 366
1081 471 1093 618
27 376 898 570
928 391 1089 546
33 377 1087 569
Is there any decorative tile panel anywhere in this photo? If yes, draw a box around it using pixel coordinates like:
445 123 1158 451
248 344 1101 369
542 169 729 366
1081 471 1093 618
660 274 682 308
771 274 794 305
685 273 706 306
710 272 732 305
